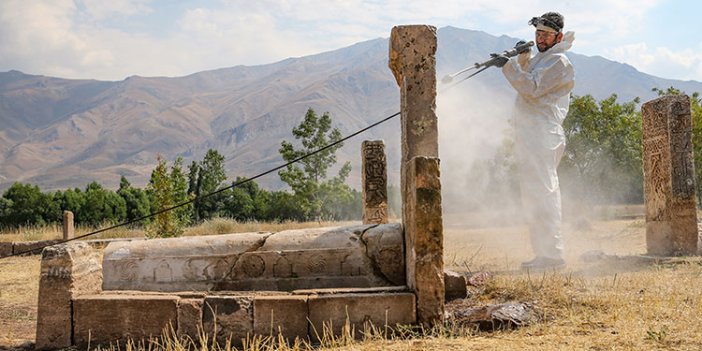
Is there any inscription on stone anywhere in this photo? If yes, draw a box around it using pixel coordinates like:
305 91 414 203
362 140 389 224
642 94 699 256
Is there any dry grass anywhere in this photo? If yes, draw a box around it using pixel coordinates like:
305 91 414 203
2 214 702 350
0 255 40 346
0 219 363 243
183 218 361 237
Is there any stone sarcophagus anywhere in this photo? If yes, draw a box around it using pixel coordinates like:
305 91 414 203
102 224 405 292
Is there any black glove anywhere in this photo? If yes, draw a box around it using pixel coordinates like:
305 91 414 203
515 40 530 54
489 53 509 68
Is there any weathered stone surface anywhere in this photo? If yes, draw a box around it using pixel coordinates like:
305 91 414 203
63 211 74 240
292 286 409 295
0 242 12 258
177 298 203 341
642 95 700 256
467 272 492 287
389 25 444 326
103 232 271 291
406 156 444 325
203 296 253 347
389 25 439 225
35 242 102 350
361 223 405 285
253 296 308 340
448 302 538 331
362 140 389 224
103 225 404 292
444 270 468 300
73 294 179 347
308 293 416 339
13 240 62 256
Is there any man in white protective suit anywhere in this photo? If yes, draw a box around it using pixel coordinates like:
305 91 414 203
491 12 575 269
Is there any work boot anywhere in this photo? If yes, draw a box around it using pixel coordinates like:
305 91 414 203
521 256 565 270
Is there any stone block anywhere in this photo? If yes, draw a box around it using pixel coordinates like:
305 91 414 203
35 242 102 350
178 298 204 341
405 156 444 325
642 94 700 255
362 140 389 224
444 270 468 300
0 242 12 258
73 294 178 347
308 293 416 339
202 296 253 347
361 223 405 285
63 210 74 240
253 296 308 340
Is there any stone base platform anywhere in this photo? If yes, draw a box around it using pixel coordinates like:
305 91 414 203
71 287 415 347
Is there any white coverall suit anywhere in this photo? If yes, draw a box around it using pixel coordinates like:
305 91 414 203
501 32 575 260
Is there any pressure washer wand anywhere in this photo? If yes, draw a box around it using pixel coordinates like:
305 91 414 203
441 41 534 85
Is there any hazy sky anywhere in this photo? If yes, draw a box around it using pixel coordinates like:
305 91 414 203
0 0 700 82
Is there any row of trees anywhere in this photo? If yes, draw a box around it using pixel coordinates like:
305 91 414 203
0 108 362 235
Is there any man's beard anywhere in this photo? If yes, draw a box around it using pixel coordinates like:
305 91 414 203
537 42 555 52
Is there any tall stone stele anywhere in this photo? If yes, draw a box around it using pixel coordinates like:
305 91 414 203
389 25 444 326
362 140 389 224
642 94 701 256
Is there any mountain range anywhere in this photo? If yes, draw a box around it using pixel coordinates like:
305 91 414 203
2 26 701 192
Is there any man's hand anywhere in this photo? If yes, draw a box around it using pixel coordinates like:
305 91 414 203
489 53 509 68
515 40 531 54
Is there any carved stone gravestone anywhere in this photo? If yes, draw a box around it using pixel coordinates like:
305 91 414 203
642 94 700 256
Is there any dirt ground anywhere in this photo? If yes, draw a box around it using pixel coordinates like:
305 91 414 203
2 213 702 350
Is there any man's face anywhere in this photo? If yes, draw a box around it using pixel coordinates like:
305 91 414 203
535 30 560 52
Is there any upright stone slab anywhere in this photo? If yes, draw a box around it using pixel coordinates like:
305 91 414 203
63 210 74 240
389 25 444 326
362 140 389 224
406 157 444 324
642 95 700 256
35 242 102 350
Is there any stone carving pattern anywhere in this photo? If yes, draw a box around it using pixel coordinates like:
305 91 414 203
240 255 266 278
117 260 138 281
154 260 173 282
273 256 292 278
362 141 388 224
669 102 695 199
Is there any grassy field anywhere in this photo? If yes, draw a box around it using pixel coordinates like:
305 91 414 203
2 215 702 350
0 218 358 242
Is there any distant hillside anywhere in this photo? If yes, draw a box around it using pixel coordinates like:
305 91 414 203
1 26 700 192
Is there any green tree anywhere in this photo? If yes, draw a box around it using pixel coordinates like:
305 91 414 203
0 197 13 229
1 182 49 227
559 94 643 204
278 108 352 220
265 190 305 221
170 157 192 227
146 156 183 237
58 188 86 222
80 182 127 227
117 176 151 223
221 184 254 221
191 149 227 221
